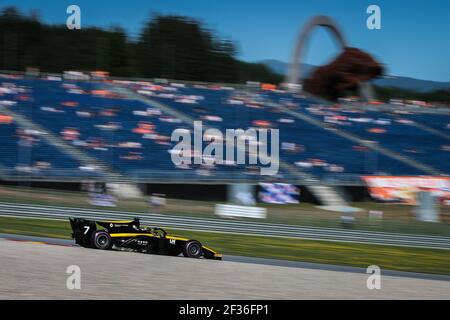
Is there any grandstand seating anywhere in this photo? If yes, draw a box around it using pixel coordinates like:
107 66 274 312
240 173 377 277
0 120 94 178
268 92 450 173
148 85 439 176
1 76 449 182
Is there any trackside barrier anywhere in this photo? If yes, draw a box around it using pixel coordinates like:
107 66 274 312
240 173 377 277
215 204 267 219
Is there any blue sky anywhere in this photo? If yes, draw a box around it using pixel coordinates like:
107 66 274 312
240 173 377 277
2 0 449 82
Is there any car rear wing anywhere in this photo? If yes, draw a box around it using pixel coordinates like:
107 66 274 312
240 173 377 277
69 217 142 246
69 218 97 247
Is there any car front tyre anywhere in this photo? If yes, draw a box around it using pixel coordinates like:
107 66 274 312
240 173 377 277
182 240 203 259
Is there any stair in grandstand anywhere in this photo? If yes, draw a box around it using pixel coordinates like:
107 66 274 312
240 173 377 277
308 185 360 212
281 163 358 211
267 100 444 176
394 114 450 141
0 103 127 183
359 82 376 102
108 83 357 211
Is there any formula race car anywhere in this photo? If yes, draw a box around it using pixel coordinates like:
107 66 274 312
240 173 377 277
69 217 222 260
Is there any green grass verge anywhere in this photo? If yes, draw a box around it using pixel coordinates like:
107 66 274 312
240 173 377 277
0 216 449 275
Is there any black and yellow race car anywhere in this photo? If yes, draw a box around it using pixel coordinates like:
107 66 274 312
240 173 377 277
69 217 222 260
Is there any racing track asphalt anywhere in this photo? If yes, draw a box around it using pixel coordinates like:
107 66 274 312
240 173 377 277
1 233 450 282
0 234 449 299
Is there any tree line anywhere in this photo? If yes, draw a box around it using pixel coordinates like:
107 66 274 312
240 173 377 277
0 6 282 84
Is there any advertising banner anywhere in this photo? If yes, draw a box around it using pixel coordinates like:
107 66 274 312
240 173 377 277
259 183 300 204
362 176 450 205
88 193 117 207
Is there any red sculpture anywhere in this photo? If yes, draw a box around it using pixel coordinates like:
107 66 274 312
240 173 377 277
304 47 383 101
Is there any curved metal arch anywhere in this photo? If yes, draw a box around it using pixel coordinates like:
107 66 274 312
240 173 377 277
286 16 348 86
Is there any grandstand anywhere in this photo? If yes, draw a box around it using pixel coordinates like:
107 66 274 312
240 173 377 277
0 73 449 207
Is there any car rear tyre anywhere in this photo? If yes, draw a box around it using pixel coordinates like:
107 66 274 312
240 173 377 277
91 231 112 250
183 240 203 258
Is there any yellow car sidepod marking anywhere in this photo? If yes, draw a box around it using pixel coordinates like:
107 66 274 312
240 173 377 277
166 236 189 241
110 233 155 238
